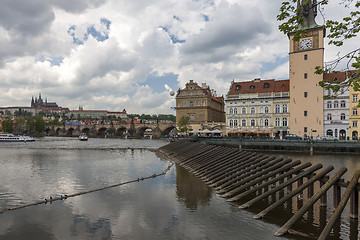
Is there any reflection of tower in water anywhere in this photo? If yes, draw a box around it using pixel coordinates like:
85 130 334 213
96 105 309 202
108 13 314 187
175 165 212 210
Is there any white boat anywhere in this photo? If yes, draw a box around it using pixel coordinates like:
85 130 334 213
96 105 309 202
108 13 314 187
0 134 35 142
79 133 88 141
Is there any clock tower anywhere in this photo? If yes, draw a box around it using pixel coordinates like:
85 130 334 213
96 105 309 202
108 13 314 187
288 0 325 137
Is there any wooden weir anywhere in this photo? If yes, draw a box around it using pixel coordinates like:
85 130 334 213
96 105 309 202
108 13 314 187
158 140 360 239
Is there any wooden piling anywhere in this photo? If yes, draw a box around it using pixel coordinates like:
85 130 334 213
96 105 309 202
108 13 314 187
318 170 360 240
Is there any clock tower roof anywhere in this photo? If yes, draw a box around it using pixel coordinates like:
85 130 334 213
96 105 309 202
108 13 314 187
297 0 319 30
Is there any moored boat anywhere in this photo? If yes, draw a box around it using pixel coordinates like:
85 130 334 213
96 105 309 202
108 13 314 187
0 134 35 142
79 133 88 141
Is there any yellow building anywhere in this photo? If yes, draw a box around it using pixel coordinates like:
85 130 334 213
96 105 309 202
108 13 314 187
175 80 225 131
288 23 325 137
349 77 360 140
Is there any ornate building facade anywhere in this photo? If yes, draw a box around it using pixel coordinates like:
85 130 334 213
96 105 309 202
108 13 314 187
225 79 290 138
175 80 225 131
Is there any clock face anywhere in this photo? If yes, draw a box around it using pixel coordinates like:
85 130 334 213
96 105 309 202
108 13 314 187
300 39 312 50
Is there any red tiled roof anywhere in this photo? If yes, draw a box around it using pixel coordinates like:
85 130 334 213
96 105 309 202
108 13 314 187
324 70 358 82
227 79 289 96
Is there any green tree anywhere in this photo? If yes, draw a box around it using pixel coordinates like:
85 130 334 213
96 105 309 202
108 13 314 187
278 0 360 95
2 116 13 133
34 115 45 133
177 115 192 135
14 117 26 133
26 117 35 133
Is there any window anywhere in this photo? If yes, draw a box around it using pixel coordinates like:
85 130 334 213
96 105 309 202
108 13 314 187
282 104 288 113
265 107 269 113
334 101 339 108
341 101 346 108
242 119 246 127
341 113 346 120
353 121 358 128
190 101 193 107
259 119 264 126
353 108 358 116
229 108 233 114
264 119 269 126
235 85 241 90
275 104 280 113
327 114 332 120
353 94 358 103
327 101 332 108
234 120 238 126
304 92 308 97
251 119 256 126
282 118 288 126
196 100 201 106
275 118 280 127
190 115 195 121
242 108 246 114
260 107 264 114
304 111 308 116
234 108 238 114
304 54 308 60
250 85 255 90
229 120 233 127
304 73 308 79
263 83 270 89
251 107 255 114
304 127 308 133
182 101 186 107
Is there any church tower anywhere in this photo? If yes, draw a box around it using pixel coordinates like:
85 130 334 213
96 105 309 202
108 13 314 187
289 0 325 137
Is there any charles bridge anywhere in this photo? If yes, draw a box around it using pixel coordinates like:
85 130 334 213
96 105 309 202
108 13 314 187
45 123 176 139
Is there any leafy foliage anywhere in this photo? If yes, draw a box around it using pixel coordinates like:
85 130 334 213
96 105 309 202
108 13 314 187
177 115 192 134
278 0 360 96
1 116 13 133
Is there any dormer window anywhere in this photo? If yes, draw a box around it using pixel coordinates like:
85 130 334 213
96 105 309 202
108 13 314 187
250 85 255 90
281 84 286 88
263 83 270 89
235 85 241 90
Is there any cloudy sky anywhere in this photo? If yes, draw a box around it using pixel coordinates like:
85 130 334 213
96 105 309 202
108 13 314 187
0 0 358 114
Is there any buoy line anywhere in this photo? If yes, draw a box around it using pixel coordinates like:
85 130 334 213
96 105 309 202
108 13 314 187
0 163 174 215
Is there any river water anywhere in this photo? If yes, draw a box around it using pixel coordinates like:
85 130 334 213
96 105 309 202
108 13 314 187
0 137 358 239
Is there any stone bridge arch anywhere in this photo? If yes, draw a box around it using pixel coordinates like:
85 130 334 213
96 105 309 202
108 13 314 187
116 127 127 138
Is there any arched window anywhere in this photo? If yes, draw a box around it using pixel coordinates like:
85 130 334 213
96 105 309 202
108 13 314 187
282 118 288 126
334 101 339 108
233 108 238 114
282 104 288 113
229 108 233 114
265 107 269 113
260 107 264 114
341 113 346 120
275 118 280 127
242 119 246 126
251 119 256 126
353 108 358 116
242 107 246 114
341 101 346 108
327 101 332 108
264 119 269 126
327 129 333 136
259 119 264 126
275 104 280 113
229 120 233 126
234 120 238 126
251 107 255 114
327 114 332 120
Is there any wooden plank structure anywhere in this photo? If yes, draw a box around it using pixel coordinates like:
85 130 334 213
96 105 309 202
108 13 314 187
158 140 360 239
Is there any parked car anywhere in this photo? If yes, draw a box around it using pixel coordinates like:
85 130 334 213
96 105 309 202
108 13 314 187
284 134 303 140
316 135 338 141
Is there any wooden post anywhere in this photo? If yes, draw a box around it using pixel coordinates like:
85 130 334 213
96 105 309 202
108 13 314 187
320 180 327 207
350 189 359 219
333 183 341 207
307 182 314 198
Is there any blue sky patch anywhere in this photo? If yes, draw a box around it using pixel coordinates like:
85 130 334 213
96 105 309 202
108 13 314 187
160 26 185 44
144 72 179 93
68 18 111 45
36 55 64 66
260 56 289 79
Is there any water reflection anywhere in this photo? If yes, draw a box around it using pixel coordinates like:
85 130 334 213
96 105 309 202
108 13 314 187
176 165 212 210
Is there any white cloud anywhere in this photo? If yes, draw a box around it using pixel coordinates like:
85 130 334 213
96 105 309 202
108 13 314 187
0 0 358 114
